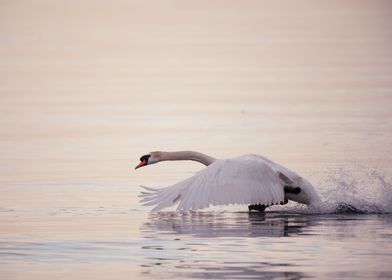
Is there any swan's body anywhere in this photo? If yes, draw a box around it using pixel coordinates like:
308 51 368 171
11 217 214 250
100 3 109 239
135 151 321 212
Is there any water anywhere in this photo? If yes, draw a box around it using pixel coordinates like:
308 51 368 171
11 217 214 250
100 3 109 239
1 0 392 279
1 210 392 279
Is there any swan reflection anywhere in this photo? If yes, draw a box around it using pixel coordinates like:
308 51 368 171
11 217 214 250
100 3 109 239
141 211 317 238
140 211 316 279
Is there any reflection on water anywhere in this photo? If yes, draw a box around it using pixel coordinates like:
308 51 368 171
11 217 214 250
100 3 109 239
140 212 314 279
142 211 316 238
139 212 309 279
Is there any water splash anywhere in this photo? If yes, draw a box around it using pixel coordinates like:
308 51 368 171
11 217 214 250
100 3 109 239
289 166 392 214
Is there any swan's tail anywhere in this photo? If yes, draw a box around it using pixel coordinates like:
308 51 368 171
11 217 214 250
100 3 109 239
138 185 184 212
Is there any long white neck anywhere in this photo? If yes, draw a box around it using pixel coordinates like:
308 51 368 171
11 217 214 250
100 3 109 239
153 151 216 166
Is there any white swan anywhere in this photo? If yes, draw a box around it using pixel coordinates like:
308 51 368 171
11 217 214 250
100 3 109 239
135 151 321 212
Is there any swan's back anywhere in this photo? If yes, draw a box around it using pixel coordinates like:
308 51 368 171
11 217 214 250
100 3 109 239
140 154 286 211
251 154 321 205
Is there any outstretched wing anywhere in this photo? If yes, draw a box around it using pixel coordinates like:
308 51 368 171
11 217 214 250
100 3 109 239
139 155 285 211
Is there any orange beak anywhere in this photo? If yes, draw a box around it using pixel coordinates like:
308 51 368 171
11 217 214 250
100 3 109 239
135 160 147 170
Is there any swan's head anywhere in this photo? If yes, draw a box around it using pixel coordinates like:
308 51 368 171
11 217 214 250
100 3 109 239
135 152 160 169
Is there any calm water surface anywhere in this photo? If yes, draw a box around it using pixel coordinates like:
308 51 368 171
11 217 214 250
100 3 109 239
1 0 392 279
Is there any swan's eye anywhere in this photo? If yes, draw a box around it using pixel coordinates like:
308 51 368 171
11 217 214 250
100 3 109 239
140 155 151 162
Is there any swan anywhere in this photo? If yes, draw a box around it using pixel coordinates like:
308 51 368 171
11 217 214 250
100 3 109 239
135 151 322 212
